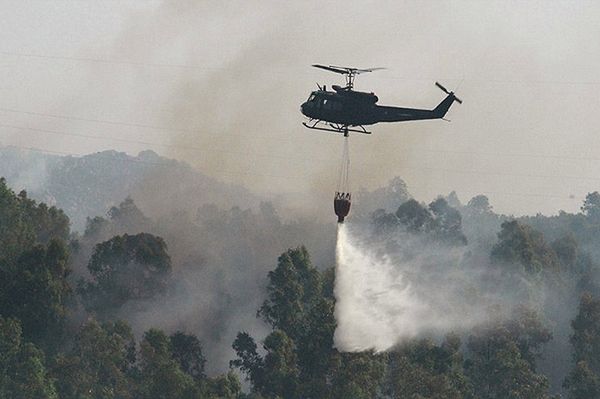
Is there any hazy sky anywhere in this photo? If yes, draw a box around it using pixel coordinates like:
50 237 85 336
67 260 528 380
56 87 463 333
1 0 600 216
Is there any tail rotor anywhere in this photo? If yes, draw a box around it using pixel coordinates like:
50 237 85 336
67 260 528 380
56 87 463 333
435 82 462 104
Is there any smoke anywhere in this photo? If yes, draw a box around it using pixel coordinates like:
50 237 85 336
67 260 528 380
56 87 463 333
333 221 528 352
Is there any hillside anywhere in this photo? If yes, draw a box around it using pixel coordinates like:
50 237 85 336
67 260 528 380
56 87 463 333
0 147 258 231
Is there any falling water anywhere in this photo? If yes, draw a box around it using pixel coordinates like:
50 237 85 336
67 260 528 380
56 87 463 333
333 224 494 352
333 223 424 351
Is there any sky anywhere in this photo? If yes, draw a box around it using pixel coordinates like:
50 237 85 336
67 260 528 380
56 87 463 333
1 0 600 216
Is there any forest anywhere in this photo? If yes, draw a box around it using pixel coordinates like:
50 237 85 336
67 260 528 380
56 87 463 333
2 149 600 398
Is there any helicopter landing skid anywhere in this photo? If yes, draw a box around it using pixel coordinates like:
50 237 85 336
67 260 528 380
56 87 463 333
302 120 371 136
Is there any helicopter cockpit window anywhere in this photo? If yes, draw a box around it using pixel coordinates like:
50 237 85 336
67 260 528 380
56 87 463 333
308 94 316 102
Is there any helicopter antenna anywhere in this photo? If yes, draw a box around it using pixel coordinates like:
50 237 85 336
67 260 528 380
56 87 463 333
312 64 385 89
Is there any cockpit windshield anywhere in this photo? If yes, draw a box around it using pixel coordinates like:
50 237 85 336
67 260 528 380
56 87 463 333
308 94 316 102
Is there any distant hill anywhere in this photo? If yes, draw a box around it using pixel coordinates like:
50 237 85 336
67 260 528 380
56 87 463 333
0 147 259 231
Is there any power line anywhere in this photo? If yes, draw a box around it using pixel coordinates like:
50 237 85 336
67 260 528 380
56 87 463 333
3 121 600 185
0 50 224 71
0 107 287 142
0 143 589 203
4 50 600 87
0 123 312 163
0 106 197 133
3 105 600 166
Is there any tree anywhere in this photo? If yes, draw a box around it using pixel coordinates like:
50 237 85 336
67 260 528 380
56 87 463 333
466 318 551 399
491 220 560 275
371 209 400 235
505 306 552 370
396 199 434 233
551 235 579 273
329 351 386 399
297 295 337 398
429 197 467 245
170 331 206 381
137 329 199 399
260 330 300 398
0 178 69 266
570 293 600 373
582 192 600 221
231 332 264 391
79 233 172 315
202 371 242 399
257 247 320 339
0 317 57 399
467 195 492 214
1 239 71 349
564 361 600 399
52 320 136 399
387 335 472 399
354 176 410 215
107 197 151 228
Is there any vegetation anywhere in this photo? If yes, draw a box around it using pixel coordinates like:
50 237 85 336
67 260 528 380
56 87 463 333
3 167 600 397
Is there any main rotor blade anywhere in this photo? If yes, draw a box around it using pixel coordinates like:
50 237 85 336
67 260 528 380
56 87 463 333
328 65 386 74
355 67 386 74
313 64 386 75
312 64 350 75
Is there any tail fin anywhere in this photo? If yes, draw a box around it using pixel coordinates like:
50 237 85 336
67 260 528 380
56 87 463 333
433 94 459 118
433 82 462 119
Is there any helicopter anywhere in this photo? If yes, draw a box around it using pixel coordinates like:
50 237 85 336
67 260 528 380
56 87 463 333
300 64 462 136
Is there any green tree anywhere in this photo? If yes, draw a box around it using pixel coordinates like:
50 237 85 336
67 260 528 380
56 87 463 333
396 199 434 233
467 195 492 214
170 331 206 381
137 329 199 399
202 371 242 399
371 209 400 235
79 233 172 315
257 247 320 340
387 335 472 399
551 235 579 272
1 239 71 349
0 316 57 399
329 351 386 399
52 320 136 399
231 332 265 392
491 220 560 275
582 192 600 221
234 247 387 399
261 330 300 398
505 305 552 369
0 178 69 266
570 293 600 373
564 361 600 399
466 320 551 399
429 197 467 245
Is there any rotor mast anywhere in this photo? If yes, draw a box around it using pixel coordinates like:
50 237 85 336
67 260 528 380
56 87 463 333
311 64 384 90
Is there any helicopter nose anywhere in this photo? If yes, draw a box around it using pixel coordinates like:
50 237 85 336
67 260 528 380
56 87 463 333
301 101 313 117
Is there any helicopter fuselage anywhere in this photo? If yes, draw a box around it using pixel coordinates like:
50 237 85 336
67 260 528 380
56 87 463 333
300 86 458 127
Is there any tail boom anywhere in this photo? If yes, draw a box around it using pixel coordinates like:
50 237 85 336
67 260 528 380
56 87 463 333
374 92 460 123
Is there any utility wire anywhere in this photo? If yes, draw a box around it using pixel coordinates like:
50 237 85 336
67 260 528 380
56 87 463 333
3 106 600 165
0 143 589 203
4 49 600 87
3 122 600 185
